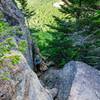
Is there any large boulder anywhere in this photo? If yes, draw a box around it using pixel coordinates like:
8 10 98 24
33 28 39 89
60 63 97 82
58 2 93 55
68 61 100 100
0 51 55 100
40 61 100 100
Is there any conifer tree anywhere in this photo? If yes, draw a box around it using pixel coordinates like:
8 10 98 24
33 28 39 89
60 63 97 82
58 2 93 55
15 0 35 27
48 0 100 67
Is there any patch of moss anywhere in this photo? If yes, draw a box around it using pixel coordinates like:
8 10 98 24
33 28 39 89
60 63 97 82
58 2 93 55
0 72 10 80
0 37 17 58
0 21 24 80
18 40 28 53
11 55 21 65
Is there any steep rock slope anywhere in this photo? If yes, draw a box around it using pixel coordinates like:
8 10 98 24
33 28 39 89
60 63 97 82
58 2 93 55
0 50 56 100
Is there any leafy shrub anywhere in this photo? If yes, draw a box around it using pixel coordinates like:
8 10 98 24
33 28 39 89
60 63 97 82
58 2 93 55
18 40 28 53
0 20 26 80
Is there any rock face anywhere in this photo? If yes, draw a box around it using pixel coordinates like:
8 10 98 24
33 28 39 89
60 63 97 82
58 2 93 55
0 0 33 68
68 61 100 100
40 61 100 100
0 51 54 100
0 0 48 71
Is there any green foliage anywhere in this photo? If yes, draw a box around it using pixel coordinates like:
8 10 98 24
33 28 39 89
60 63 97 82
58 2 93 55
28 0 66 31
34 30 80 66
10 55 21 65
0 21 26 57
69 0 98 6
35 32 54 50
0 21 24 38
18 40 28 53
28 0 68 66
47 0 100 67
32 0 99 67
0 21 25 80
0 37 17 58
0 72 10 80
15 0 35 19
19 0 99 68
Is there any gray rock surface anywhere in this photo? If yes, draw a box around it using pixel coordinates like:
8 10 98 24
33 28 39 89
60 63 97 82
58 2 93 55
68 61 100 100
0 0 48 71
0 51 54 100
40 61 100 100
0 0 33 69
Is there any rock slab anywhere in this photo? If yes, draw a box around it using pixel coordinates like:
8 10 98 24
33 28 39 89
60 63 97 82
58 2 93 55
40 61 100 100
0 51 53 100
